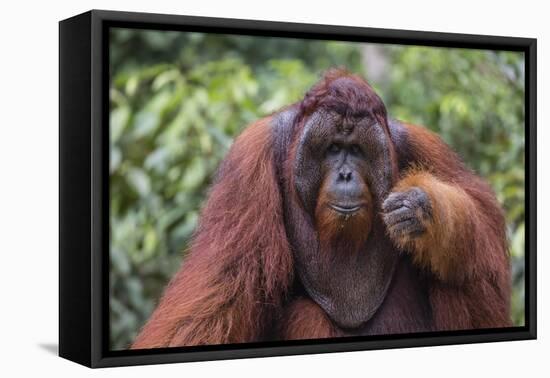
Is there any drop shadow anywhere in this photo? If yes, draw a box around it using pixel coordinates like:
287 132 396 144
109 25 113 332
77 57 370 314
38 343 59 355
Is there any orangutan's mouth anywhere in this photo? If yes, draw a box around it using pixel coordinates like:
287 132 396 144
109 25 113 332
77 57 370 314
329 203 363 214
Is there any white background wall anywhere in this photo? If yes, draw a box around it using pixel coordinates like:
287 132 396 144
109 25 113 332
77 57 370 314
0 0 546 376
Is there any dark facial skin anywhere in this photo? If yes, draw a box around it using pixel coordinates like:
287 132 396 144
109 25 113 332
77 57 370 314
294 110 395 215
286 108 401 329
322 141 370 215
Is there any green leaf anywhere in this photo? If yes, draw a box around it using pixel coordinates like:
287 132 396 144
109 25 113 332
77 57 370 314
127 168 151 197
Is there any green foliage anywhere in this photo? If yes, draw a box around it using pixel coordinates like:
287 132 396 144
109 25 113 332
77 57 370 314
109 29 525 350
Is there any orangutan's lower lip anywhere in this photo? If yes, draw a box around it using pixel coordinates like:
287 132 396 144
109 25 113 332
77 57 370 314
329 204 362 214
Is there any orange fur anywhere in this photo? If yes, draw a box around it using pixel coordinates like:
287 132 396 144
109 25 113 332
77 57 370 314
392 170 477 282
132 71 512 347
132 118 294 348
391 123 511 329
280 298 339 340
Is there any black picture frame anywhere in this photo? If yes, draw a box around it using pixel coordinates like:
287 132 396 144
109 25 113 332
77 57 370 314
59 9 537 368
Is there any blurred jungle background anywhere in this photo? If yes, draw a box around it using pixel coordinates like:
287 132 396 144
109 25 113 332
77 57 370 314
109 28 525 350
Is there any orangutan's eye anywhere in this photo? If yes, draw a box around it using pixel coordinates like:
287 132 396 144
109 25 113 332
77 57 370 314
327 143 341 155
350 144 362 156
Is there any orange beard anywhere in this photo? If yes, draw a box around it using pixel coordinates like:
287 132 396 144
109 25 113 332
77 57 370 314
314 179 373 252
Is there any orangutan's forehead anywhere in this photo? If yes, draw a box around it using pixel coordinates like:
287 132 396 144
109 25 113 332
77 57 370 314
320 102 372 119
300 110 383 149
314 110 377 134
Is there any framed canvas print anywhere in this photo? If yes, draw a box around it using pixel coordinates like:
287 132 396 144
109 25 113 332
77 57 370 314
59 9 537 368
